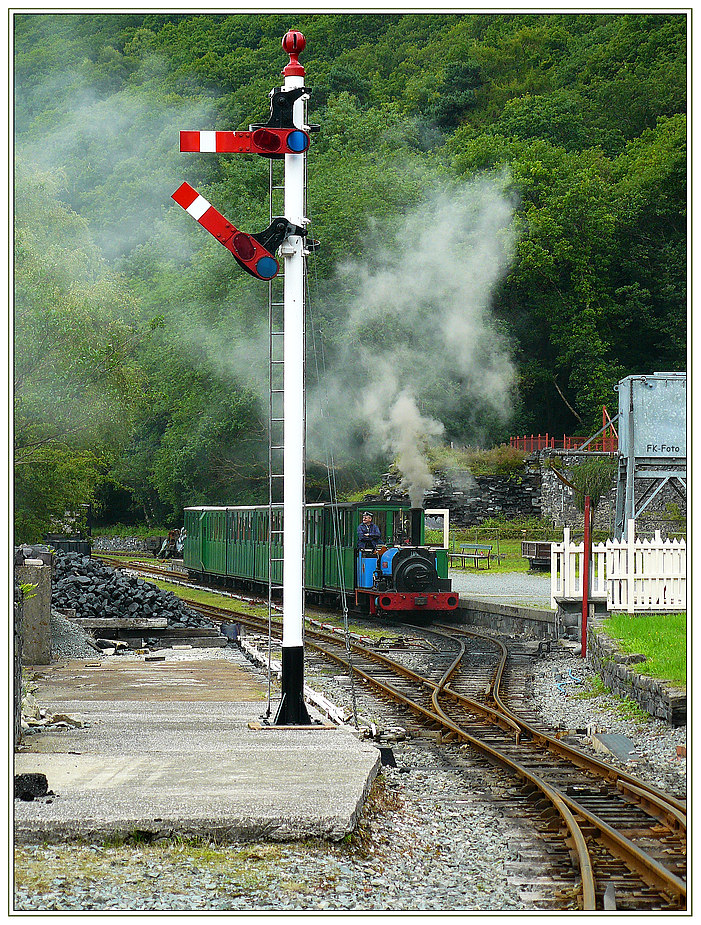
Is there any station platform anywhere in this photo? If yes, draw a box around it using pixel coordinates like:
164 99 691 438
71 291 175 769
14 648 381 845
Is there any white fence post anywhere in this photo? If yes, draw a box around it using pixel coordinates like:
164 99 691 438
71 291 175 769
627 518 636 614
551 520 685 614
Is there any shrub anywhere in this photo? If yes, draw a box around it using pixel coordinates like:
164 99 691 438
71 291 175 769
428 444 526 479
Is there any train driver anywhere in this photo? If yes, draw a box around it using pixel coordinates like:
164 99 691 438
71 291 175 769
357 511 381 552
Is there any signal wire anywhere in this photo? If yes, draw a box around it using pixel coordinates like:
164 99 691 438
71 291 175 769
304 220 359 729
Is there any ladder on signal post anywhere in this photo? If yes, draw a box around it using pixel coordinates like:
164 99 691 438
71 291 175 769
268 156 285 618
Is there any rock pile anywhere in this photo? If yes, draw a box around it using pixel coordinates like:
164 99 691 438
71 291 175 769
51 551 214 631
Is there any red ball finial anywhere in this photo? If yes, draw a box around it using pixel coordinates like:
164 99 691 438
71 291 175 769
282 30 306 77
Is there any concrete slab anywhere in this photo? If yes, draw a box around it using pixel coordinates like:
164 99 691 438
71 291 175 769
14 650 381 844
591 732 637 762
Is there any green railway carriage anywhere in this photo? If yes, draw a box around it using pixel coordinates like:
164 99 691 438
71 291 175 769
183 502 456 615
183 506 229 576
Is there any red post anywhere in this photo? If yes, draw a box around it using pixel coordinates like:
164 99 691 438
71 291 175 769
581 495 592 658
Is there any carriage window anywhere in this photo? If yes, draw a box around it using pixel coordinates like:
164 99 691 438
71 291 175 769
329 509 350 546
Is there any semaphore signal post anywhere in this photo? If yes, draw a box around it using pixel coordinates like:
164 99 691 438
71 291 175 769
172 30 315 725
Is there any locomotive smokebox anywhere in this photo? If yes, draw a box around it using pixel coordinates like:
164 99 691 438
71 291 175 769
410 508 422 546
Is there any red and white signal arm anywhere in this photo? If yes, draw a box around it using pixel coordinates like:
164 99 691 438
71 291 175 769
172 182 279 280
180 127 309 157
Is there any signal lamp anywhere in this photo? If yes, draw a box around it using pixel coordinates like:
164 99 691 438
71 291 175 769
232 233 256 261
255 256 279 279
286 130 309 153
252 128 282 153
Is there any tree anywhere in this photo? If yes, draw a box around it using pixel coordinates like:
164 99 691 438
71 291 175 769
568 457 618 531
12 12 687 521
13 162 148 538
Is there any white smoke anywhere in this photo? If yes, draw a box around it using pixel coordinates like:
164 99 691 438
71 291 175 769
379 390 445 507
308 173 518 505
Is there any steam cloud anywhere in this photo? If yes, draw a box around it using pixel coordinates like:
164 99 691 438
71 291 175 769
16 47 517 510
308 175 517 506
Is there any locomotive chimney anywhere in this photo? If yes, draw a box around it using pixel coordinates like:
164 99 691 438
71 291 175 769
410 508 422 547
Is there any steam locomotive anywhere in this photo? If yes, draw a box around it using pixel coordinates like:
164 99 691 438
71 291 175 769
183 501 459 618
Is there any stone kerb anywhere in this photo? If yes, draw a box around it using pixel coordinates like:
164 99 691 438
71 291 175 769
587 618 686 725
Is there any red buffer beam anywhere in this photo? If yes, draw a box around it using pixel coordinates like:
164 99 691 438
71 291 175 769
172 181 279 280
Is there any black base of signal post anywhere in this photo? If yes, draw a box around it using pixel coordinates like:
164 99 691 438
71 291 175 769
274 646 312 725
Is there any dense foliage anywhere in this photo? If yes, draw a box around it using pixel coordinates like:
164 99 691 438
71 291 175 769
13 13 687 537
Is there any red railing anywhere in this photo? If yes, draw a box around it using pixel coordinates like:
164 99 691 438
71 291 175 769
509 409 618 453
509 433 618 452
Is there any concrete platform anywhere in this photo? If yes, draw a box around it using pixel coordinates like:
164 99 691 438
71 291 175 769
14 649 381 845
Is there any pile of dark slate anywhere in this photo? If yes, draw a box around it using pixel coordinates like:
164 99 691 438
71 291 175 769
51 550 215 632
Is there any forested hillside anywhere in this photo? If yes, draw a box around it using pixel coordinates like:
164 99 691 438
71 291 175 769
13 12 687 537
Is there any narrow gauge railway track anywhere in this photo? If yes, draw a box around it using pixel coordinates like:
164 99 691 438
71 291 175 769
186 602 685 910
96 556 193 584
97 563 686 911
429 625 686 912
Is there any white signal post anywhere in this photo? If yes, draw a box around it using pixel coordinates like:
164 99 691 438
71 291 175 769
174 30 313 724
275 30 311 725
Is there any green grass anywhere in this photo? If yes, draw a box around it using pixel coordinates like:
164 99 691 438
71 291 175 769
426 531 535 573
598 611 686 687
149 579 270 619
570 676 651 721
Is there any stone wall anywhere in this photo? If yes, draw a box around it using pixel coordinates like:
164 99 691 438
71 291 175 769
16 563 52 665
538 450 617 533
456 598 556 639
587 619 686 725
92 536 162 554
379 467 542 528
538 451 686 537
388 450 684 538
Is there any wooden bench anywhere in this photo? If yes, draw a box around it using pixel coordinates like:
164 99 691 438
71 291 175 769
448 544 493 569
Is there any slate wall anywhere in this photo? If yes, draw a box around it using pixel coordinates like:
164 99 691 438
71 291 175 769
587 620 686 725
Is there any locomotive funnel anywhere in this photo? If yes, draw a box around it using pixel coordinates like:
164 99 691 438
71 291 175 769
410 508 422 546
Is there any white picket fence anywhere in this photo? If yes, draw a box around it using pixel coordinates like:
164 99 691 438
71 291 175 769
551 520 686 613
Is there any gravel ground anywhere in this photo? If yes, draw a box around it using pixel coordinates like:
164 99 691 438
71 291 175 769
449 568 552 608
528 645 686 797
50 610 102 660
14 613 686 913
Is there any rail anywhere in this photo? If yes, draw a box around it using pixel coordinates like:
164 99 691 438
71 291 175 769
202 596 685 910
